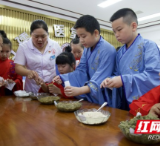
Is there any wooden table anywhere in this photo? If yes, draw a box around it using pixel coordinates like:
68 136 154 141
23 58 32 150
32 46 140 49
0 96 156 146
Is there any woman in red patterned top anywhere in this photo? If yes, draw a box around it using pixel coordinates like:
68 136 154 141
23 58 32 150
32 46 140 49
0 37 23 96
35 51 75 98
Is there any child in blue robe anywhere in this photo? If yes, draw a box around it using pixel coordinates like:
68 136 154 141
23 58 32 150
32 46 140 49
53 15 116 105
101 8 160 110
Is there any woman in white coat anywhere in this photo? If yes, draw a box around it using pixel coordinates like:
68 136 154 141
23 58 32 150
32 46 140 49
15 20 61 93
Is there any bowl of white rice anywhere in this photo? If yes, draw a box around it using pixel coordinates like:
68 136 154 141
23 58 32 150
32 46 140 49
74 108 110 125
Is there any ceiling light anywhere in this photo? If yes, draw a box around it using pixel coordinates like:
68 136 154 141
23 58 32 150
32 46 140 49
98 0 122 8
138 13 160 21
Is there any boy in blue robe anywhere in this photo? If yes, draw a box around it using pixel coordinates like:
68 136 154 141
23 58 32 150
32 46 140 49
101 8 160 110
54 15 116 105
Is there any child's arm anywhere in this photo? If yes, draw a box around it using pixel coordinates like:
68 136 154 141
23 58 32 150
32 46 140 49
34 77 49 93
52 83 74 98
40 83 49 93
64 86 90 97
83 47 116 102
121 43 160 103
48 84 61 95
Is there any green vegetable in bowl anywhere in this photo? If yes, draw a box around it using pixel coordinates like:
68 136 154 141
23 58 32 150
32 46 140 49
56 101 82 112
119 114 160 145
38 96 60 104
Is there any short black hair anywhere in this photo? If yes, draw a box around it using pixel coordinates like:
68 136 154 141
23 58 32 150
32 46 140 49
3 38 12 49
110 8 138 25
64 46 72 52
0 30 7 38
71 38 84 48
56 52 75 68
30 19 48 34
74 15 100 34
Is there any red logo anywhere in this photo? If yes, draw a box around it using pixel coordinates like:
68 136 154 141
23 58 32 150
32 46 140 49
134 120 160 134
49 49 56 55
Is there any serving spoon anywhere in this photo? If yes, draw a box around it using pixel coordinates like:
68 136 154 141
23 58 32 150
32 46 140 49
54 101 58 106
96 102 108 112
78 99 84 102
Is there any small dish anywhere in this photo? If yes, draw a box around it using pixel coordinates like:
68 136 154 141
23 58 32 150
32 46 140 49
74 108 110 125
14 90 30 97
56 101 82 112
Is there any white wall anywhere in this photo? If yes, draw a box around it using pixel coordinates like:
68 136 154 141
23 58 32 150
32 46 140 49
0 0 112 31
138 25 160 48
1 0 160 46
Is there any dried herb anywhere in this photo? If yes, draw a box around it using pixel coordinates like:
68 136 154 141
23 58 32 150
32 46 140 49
56 101 82 112
39 96 60 104
119 114 160 145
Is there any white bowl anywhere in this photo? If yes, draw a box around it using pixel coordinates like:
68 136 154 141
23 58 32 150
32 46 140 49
14 90 30 97
74 108 111 125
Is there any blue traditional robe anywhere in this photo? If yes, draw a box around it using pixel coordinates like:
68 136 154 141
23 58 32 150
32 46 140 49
60 36 116 105
111 34 160 110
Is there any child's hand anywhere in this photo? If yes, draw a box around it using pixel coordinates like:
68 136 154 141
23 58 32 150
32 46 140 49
27 70 39 79
34 77 44 86
48 84 61 95
64 86 80 97
0 79 6 87
149 103 160 118
53 76 62 84
7 79 14 83
100 78 111 88
100 76 123 88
